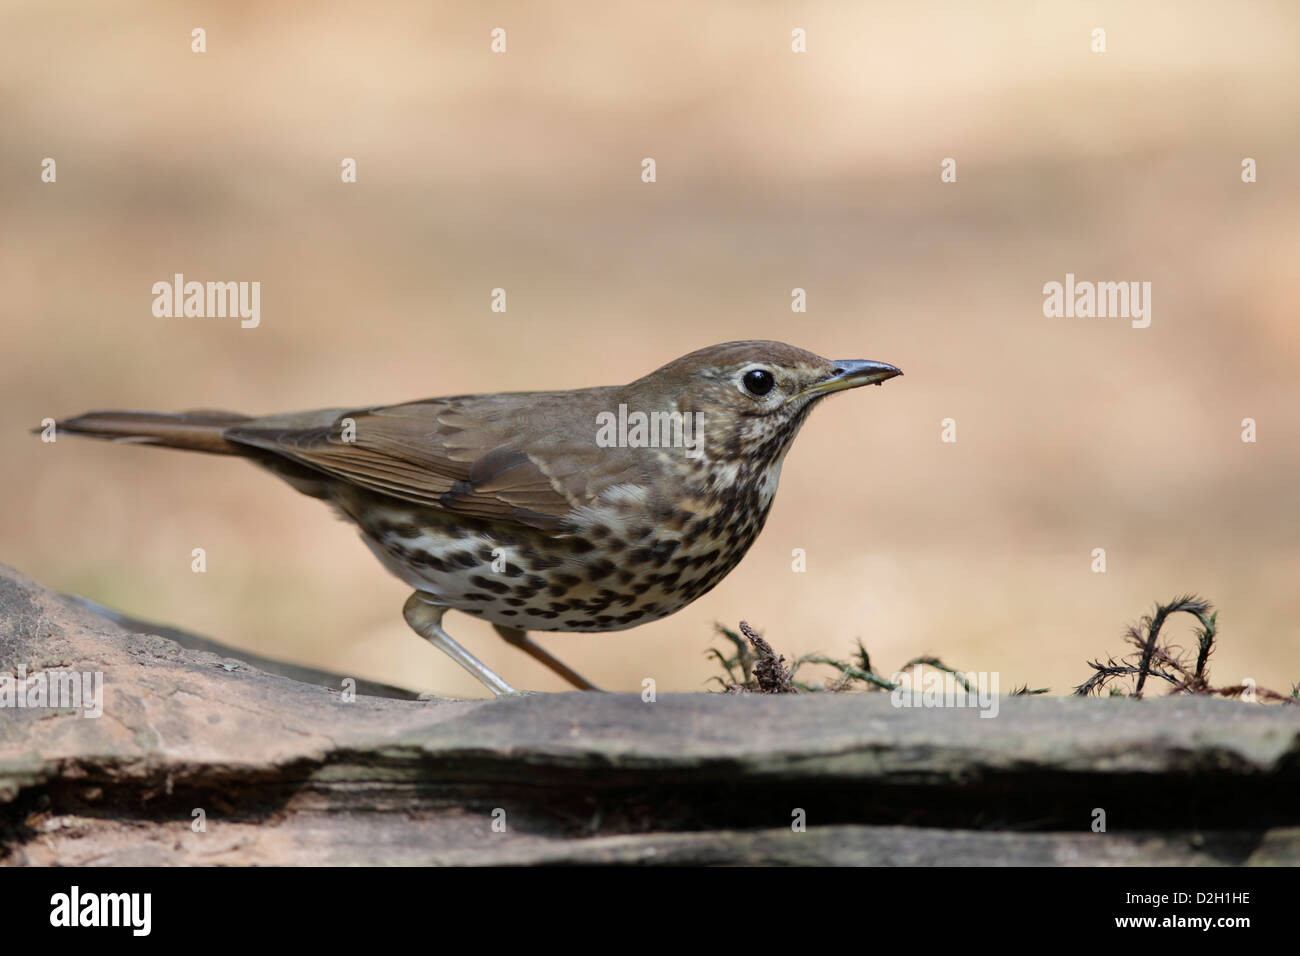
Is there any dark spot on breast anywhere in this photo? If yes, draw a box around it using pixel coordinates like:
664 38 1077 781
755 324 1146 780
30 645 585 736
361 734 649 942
652 540 679 561
586 559 617 582
469 575 511 594
412 554 449 573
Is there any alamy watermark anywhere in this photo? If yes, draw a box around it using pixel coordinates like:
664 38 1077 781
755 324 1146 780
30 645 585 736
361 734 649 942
152 273 260 328
50 886 150 935
1043 273 1151 328
596 405 705 458
890 665 1000 718
0 665 103 718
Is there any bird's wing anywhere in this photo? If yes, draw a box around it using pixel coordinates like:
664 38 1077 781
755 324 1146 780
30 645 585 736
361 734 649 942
224 393 643 532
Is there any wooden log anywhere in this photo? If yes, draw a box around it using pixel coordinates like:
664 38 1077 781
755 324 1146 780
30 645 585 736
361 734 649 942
1 563 1296 865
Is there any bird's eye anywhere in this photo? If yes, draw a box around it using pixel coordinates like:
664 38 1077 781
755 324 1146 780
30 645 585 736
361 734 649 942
742 368 776 396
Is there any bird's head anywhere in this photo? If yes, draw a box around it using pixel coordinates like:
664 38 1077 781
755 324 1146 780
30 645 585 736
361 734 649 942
627 340 902 468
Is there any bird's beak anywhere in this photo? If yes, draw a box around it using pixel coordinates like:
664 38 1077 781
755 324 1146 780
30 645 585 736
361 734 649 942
802 360 903 398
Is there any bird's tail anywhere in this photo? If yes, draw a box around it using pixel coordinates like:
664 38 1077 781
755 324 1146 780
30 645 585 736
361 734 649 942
43 409 254 455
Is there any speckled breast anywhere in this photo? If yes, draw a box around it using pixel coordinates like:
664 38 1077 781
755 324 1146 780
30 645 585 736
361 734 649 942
347 463 781 634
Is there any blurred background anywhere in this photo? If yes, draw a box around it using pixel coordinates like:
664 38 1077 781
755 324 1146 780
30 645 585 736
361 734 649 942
4 1 1298 698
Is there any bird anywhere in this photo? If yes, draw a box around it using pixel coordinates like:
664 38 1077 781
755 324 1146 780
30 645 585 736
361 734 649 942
46 341 901 695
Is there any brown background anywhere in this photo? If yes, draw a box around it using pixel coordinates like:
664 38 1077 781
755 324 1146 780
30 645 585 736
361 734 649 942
5 1 1298 697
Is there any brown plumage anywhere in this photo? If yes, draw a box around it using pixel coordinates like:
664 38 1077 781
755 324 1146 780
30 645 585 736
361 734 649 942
49 341 902 694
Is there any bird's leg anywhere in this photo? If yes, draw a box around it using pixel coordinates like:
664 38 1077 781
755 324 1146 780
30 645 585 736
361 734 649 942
493 625 602 691
403 593 517 696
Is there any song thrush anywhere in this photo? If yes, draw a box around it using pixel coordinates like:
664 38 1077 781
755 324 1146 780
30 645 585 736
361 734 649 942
47 341 901 694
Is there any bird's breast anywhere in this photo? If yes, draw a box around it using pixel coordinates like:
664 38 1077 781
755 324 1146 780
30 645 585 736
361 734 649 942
349 452 785 634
